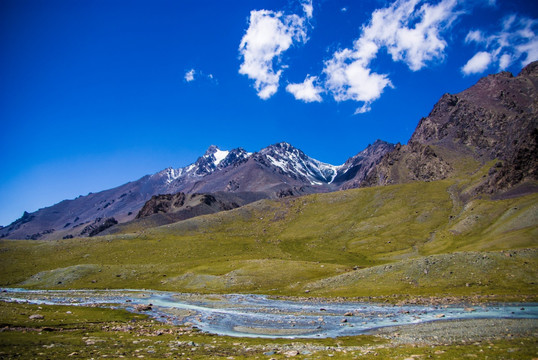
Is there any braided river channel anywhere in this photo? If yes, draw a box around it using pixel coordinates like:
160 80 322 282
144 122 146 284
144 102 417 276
2 288 536 339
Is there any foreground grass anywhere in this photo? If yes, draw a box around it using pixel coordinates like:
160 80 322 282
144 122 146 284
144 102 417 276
0 179 536 298
1 301 537 359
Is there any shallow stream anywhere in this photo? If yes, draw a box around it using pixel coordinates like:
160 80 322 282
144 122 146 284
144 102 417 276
2 288 536 339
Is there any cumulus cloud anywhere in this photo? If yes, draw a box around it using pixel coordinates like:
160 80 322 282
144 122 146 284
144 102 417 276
184 69 195 82
238 10 308 100
462 14 538 73
462 51 492 74
301 0 313 19
239 0 526 113
322 0 458 113
370 0 459 71
286 75 323 102
323 50 393 106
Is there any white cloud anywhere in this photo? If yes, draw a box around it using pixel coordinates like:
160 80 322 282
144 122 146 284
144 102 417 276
301 0 313 19
465 30 484 44
498 53 512 70
374 0 459 71
323 52 392 105
239 0 531 113
184 69 216 83
462 15 538 74
462 51 492 75
517 37 538 66
286 75 323 102
322 0 458 113
238 10 308 100
184 69 195 82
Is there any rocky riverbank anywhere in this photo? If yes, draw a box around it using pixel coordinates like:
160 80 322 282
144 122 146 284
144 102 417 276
1 298 537 359
372 318 538 346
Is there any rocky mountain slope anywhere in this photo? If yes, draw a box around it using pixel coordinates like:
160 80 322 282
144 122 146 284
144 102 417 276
335 140 396 190
363 61 538 194
135 193 238 219
0 141 393 240
99 191 269 236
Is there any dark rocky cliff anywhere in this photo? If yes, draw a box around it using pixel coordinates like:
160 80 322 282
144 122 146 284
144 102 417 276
364 61 538 193
336 140 396 190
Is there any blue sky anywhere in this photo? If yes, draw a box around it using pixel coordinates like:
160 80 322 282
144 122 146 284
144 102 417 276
1 0 537 226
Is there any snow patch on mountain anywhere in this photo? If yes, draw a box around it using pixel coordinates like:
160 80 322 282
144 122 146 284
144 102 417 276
213 149 229 166
313 160 342 184
153 167 184 184
163 168 181 183
260 142 340 185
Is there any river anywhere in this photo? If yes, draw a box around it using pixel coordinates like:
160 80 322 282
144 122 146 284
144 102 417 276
1 288 536 339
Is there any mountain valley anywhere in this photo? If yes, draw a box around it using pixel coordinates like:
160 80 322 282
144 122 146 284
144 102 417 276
0 62 536 301
3 2 538 358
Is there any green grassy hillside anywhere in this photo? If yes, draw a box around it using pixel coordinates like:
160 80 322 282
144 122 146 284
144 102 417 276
1 175 536 299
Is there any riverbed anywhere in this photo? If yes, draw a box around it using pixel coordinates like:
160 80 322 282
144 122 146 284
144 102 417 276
1 288 536 339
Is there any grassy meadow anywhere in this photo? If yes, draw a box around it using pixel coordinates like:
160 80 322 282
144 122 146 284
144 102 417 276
1 174 536 299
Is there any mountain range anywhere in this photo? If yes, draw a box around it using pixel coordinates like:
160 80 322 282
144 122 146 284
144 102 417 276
0 138 394 240
1 61 537 240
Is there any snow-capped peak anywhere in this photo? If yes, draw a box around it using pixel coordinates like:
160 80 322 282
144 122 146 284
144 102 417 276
156 146 250 183
202 145 230 166
155 142 364 189
260 142 339 185
213 148 229 166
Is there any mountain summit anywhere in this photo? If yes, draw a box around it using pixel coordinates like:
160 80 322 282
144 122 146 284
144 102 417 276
152 145 250 186
257 142 339 185
363 61 538 194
